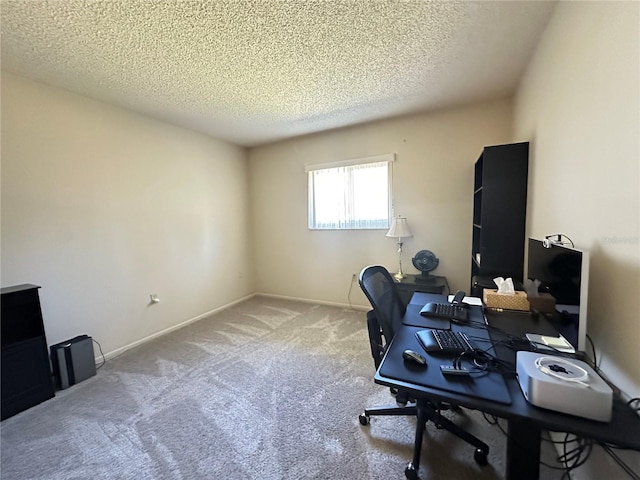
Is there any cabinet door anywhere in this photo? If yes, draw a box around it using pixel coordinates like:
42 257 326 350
1 338 55 420
1 285 55 420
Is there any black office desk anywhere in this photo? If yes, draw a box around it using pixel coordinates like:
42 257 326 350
374 292 640 480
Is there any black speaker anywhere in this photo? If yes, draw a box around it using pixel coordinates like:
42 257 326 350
50 335 96 389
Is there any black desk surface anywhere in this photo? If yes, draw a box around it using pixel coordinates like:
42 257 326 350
376 292 640 451
385 300 512 405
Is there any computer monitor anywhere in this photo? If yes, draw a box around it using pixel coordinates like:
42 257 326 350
526 237 590 352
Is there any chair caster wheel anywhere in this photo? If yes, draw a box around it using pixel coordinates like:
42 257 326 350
474 448 488 466
358 413 370 425
404 462 419 480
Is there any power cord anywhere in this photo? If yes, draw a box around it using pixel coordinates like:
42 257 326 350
443 277 451 296
543 233 575 248
477 311 639 478
451 341 515 375
347 273 361 311
480 413 595 476
579 334 626 399
480 413 574 473
558 435 640 480
627 398 640 413
93 338 106 370
557 433 594 477
600 443 640 480
483 404 640 479
586 334 598 371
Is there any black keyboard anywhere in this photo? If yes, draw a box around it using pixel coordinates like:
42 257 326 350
416 329 474 354
420 302 469 322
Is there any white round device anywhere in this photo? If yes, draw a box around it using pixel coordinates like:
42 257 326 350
534 356 589 387
516 351 612 421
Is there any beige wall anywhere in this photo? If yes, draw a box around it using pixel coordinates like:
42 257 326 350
515 3 640 477
1 73 253 357
515 1 639 399
248 99 512 307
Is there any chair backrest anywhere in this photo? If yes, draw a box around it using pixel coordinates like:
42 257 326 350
359 265 406 344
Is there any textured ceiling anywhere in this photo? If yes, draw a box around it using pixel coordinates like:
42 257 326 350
1 1 556 147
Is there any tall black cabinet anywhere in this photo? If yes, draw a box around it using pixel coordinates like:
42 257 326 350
1 284 55 420
471 142 529 296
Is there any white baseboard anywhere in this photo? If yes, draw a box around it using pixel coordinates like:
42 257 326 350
95 293 257 363
254 292 370 312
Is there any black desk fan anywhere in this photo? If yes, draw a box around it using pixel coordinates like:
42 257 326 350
412 250 439 283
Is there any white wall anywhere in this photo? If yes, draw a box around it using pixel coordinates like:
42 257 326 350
515 2 639 477
248 99 512 307
1 73 253 357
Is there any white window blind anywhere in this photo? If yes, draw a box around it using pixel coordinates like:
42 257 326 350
306 154 394 230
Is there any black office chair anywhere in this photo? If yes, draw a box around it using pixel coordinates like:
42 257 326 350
358 265 489 480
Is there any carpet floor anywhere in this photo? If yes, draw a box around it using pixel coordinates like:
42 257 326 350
0 296 564 479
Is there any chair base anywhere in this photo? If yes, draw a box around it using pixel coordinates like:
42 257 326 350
359 398 489 479
360 403 417 424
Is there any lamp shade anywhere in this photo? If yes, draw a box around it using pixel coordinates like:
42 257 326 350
386 216 412 239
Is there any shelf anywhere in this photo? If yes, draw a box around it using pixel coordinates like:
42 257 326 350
474 155 484 192
469 142 529 292
473 189 482 225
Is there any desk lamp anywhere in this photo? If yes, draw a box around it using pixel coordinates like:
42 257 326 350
386 216 412 281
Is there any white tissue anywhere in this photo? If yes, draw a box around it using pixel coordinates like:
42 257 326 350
493 277 515 294
524 279 541 297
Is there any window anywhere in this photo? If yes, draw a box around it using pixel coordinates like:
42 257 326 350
306 154 394 230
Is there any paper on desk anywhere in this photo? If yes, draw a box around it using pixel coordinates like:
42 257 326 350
525 333 576 354
542 335 572 349
448 295 482 306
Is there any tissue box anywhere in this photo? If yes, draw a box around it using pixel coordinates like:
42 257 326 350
483 289 530 311
527 293 556 313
